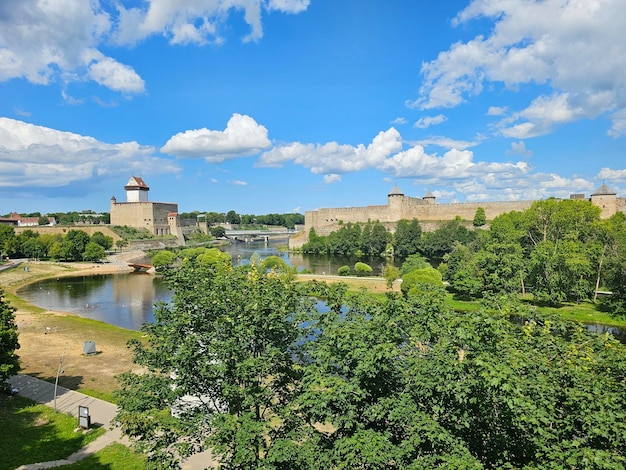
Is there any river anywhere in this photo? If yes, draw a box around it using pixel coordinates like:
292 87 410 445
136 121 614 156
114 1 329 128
15 240 626 342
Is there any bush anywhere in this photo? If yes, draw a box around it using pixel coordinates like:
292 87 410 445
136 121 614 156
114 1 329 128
338 265 351 276
354 262 373 276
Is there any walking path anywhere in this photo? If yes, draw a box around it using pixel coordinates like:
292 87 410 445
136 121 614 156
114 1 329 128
8 374 216 469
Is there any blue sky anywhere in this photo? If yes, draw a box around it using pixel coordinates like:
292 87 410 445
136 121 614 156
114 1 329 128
1 0 625 216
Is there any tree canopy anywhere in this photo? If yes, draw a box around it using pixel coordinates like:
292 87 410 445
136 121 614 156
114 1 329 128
115 261 626 468
0 288 19 384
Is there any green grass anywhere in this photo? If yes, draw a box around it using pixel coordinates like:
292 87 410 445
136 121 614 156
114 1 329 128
58 442 147 469
0 395 105 470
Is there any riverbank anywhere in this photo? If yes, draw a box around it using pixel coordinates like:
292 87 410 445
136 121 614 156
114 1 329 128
0 252 147 402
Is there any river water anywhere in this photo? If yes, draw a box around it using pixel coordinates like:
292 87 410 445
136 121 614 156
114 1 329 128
15 240 626 342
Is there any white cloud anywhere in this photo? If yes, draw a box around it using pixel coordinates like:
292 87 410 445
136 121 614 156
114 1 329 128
161 114 272 163
323 174 341 184
113 0 310 46
229 180 248 186
0 0 144 94
487 106 507 116
506 141 532 158
391 117 407 125
597 167 626 183
414 114 447 129
258 128 402 174
410 136 479 150
414 0 626 136
0 117 179 191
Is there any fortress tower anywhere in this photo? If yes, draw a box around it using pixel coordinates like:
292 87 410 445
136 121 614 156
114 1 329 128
110 176 183 241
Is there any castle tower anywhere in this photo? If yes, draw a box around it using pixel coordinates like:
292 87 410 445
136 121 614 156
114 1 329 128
591 183 617 219
124 176 150 203
423 190 436 205
388 185 405 219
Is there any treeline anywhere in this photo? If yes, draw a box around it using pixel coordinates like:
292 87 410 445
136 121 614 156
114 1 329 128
302 216 475 258
441 198 626 313
0 226 116 262
179 210 304 229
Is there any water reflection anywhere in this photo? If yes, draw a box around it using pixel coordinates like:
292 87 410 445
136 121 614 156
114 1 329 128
18 273 171 330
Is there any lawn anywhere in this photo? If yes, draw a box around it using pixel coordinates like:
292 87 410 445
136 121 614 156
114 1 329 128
0 394 105 470
59 443 147 469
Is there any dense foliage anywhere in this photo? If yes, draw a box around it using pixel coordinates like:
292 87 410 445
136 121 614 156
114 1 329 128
0 289 19 384
0 227 112 262
180 210 305 229
115 261 626 469
442 199 626 314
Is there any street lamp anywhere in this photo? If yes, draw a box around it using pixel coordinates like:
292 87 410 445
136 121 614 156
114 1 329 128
54 348 66 412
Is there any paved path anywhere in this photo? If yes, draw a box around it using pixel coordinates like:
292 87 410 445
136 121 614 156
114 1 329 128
8 374 217 469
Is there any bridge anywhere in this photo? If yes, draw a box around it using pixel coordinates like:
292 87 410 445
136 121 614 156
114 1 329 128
224 229 294 243
128 263 154 273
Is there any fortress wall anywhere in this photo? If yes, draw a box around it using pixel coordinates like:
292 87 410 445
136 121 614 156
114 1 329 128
111 201 178 235
305 205 390 236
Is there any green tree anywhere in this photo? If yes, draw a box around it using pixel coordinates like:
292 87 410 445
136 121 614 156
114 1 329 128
0 288 19 383
91 231 113 250
115 261 312 468
196 248 232 269
115 239 129 252
421 217 475 259
472 207 486 227
82 242 106 262
61 229 91 261
443 243 483 299
399 253 430 275
400 266 444 296
393 218 422 258
152 250 177 270
210 226 226 238
383 265 400 288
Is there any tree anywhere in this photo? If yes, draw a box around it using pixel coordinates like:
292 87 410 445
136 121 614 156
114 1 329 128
393 219 422 258
473 207 486 227
0 288 19 384
383 265 400 288
152 250 177 270
82 242 106 262
61 229 91 261
115 261 312 468
399 253 430 275
115 239 129 252
210 226 226 238
38 215 50 226
91 231 113 250
400 266 444 296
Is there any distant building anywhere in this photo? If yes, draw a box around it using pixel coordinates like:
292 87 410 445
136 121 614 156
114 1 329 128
0 212 56 227
110 176 183 241
303 183 626 237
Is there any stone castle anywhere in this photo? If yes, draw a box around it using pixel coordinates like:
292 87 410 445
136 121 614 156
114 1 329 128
110 176 184 242
303 184 626 238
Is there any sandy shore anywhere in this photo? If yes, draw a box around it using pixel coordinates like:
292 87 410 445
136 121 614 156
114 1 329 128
1 251 148 398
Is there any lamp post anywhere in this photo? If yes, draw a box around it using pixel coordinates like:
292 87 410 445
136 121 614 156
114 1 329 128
53 348 66 412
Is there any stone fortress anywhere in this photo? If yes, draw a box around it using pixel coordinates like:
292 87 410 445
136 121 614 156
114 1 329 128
110 176 184 243
303 183 626 238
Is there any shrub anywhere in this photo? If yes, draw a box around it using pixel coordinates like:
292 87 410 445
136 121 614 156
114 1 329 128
338 265 351 276
354 262 373 276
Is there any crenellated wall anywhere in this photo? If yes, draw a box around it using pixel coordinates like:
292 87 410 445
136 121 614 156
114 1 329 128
303 189 626 240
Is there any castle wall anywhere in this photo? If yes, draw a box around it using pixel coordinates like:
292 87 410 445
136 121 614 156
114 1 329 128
110 201 178 236
305 197 535 236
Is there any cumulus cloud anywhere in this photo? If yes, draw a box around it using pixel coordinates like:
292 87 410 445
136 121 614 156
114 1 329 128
113 0 310 45
0 0 144 94
161 114 272 163
257 128 402 174
413 0 626 136
0 117 179 193
506 141 532 158
597 167 626 183
323 174 341 184
414 114 447 129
